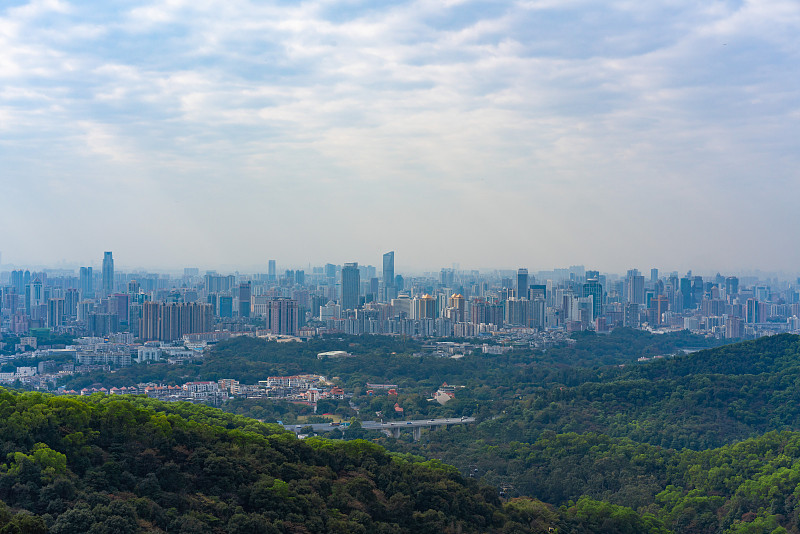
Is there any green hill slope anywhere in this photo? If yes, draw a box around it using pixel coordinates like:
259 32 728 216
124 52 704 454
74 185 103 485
0 388 673 533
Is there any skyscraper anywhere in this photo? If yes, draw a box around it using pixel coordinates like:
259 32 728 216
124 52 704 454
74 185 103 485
268 260 276 281
11 270 24 295
47 298 65 328
341 262 360 310
79 267 94 298
582 277 604 319
382 252 395 301
725 276 739 297
517 268 529 299
238 282 251 318
626 270 645 305
325 263 336 280
102 252 114 295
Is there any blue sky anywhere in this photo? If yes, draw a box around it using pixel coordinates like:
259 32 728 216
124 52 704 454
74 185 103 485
1 0 799 273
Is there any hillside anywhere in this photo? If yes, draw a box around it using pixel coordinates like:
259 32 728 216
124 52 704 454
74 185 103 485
394 428 800 533
445 333 800 450
0 388 674 533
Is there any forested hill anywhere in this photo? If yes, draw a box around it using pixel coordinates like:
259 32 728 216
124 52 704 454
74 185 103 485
626 332 800 379
0 388 672 533
404 428 800 533
459 333 800 450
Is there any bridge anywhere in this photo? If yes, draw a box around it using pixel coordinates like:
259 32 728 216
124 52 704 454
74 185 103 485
284 417 476 441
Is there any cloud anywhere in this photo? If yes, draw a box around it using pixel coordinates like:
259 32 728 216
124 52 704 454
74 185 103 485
0 0 798 272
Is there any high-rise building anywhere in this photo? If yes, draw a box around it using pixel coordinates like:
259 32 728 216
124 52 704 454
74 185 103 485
418 294 437 319
341 263 360 310
725 276 739 296
79 267 93 298
268 260 276 281
140 302 161 341
449 293 466 323
128 280 140 294
626 270 645 305
470 299 504 327
726 316 743 338
582 278 604 319
11 270 24 295
266 298 299 335
650 268 659 283
88 312 118 337
692 276 704 304
504 298 529 326
649 295 669 326
47 298 65 328
238 282 251 318
218 295 233 318
111 293 130 323
745 298 760 324
65 288 80 318
77 301 95 323
27 277 44 313
529 285 547 301
140 301 212 342
680 277 693 309
624 302 640 327
383 252 394 284
102 252 114 295
517 269 529 300
368 277 379 302
382 252 395 301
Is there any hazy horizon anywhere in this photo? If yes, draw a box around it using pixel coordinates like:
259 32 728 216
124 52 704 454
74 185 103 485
0 253 797 281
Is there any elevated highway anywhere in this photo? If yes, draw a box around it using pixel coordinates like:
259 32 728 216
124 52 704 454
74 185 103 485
285 416 476 441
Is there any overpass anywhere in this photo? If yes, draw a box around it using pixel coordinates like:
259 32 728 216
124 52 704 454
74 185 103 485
284 417 476 441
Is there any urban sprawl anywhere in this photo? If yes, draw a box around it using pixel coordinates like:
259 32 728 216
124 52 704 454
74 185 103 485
1 251 799 400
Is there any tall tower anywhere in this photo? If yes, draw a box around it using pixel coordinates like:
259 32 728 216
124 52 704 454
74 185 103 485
102 252 114 296
382 251 395 301
517 268 529 299
626 269 645 305
268 260 276 281
79 267 94 298
238 282 251 318
582 277 604 319
341 262 360 310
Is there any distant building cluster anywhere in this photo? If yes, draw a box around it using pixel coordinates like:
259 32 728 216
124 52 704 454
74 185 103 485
2 252 800 351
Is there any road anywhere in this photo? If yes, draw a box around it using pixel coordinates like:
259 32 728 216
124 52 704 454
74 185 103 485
284 417 476 435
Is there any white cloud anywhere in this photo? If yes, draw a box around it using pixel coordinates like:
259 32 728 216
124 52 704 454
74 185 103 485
0 0 798 271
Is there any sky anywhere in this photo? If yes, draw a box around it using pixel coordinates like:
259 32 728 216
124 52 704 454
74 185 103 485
1 0 799 274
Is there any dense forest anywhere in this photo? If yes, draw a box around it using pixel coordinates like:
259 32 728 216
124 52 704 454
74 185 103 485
23 331 800 532
377 334 800 533
0 388 677 533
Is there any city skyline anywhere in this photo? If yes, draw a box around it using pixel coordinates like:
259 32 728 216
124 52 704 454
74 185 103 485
0 251 798 281
1 1 799 272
